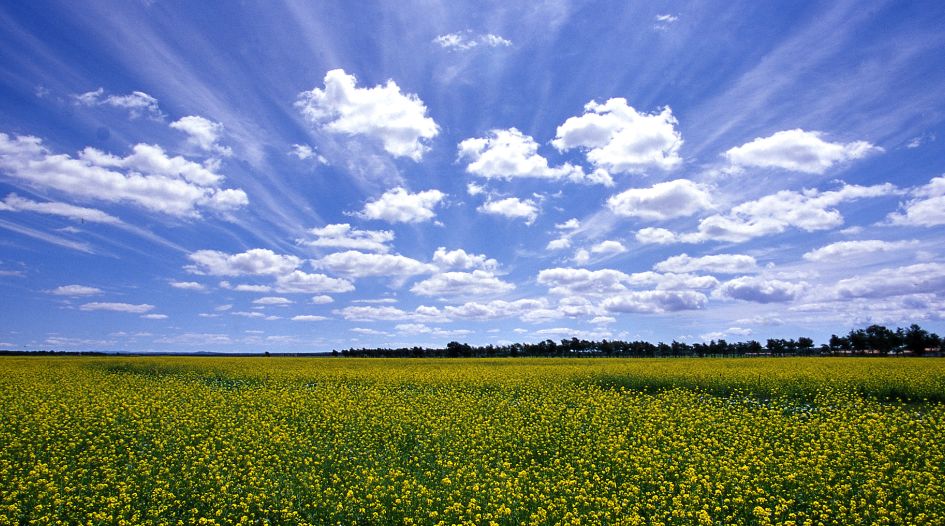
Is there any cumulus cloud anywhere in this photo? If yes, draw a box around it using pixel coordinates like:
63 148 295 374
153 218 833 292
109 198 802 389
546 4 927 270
0 133 247 217
170 116 232 156
831 262 945 300
357 187 446 223
169 281 206 291
311 295 334 304
335 305 444 322
313 250 435 279
683 183 897 243
75 88 164 120
219 282 272 293
186 249 301 276
552 98 683 174
626 271 719 290
607 179 713 220
635 227 678 245
887 175 945 227
478 197 538 224
49 284 102 296
290 144 327 164
0 193 122 224
79 302 155 313
292 315 328 322
295 69 438 161
395 323 472 337
458 128 611 185
252 296 293 305
716 276 807 303
141 314 168 320
433 31 512 51
590 240 627 255
538 268 631 296
653 253 757 274
724 129 880 174
602 290 707 313
273 270 355 294
803 239 917 261
410 270 515 297
301 223 394 253
432 247 498 271
538 267 716 297
546 237 572 250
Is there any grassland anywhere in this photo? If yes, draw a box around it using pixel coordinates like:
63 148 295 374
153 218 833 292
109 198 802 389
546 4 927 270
1 356 943 525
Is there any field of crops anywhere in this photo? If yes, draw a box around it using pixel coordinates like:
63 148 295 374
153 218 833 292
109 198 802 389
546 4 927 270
1 357 943 525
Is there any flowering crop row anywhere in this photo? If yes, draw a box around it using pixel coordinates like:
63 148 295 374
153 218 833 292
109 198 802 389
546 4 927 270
0 357 943 525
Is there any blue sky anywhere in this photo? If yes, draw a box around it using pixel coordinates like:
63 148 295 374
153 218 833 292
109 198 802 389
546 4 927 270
2 1 945 352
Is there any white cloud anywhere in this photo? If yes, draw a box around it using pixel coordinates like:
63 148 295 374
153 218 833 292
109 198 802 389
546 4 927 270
169 281 205 291
358 187 446 223
887 175 945 227
394 323 472 338
724 129 881 174
635 227 678 245
141 314 168 320
602 290 707 313
655 14 679 23
653 253 757 274
313 250 435 279
803 239 917 261
556 218 580 230
716 276 807 303
466 182 485 196
831 262 945 300
219 282 272 293
546 237 572 250
552 98 683 174
170 115 232 156
0 133 247 217
607 179 713 221
590 240 627 255
302 223 394 253
538 267 630 296
75 88 164 120
443 298 550 322
626 271 719 291
311 295 334 304
573 249 590 265
232 311 265 318
432 247 498 271
0 193 122 224
590 316 616 325
273 270 355 294
79 302 154 313
292 315 328 322
458 128 610 185
49 284 102 296
335 305 444 322
410 270 514 297
684 183 898 243
434 31 512 51
252 296 293 305
351 327 388 335
186 249 301 276
295 69 438 161
478 197 538 224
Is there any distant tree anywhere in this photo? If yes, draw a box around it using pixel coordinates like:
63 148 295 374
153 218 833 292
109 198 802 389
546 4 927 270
903 324 931 356
865 324 900 355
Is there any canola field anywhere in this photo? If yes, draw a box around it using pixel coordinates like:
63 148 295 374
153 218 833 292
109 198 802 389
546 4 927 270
1 357 944 525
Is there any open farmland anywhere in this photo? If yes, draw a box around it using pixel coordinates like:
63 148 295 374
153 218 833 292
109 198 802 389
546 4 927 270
1 357 944 525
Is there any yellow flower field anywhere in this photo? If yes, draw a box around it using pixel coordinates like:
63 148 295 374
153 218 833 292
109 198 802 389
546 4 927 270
0 357 943 525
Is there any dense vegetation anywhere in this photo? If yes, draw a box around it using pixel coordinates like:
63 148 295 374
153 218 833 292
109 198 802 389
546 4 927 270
336 323 944 358
1 356 944 525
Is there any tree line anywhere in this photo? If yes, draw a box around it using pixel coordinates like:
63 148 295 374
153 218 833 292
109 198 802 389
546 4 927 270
334 323 944 358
